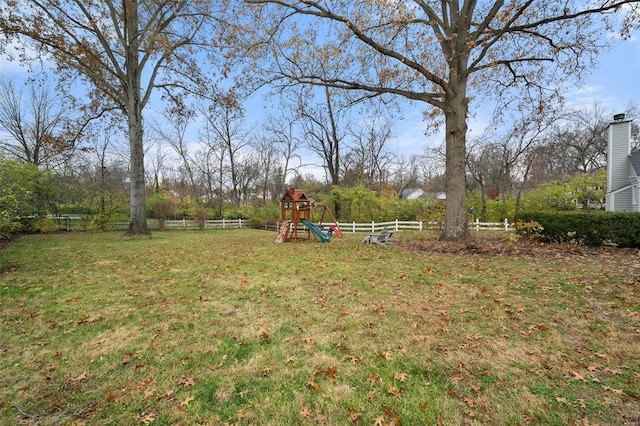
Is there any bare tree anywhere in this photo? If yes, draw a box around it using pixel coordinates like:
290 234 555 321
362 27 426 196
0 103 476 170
1 0 233 236
201 93 252 209
0 77 76 167
246 0 640 240
343 116 394 191
153 105 199 199
297 86 348 186
251 132 281 203
262 107 304 195
468 104 565 215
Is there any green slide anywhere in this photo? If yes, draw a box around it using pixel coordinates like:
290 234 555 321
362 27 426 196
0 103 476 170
301 220 330 242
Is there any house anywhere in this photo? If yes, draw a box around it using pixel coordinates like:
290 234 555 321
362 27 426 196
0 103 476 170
401 188 446 201
401 188 425 200
606 115 640 212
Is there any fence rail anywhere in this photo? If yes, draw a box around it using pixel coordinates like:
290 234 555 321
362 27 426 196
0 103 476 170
46 216 250 231
158 218 250 231
314 218 513 233
47 215 513 232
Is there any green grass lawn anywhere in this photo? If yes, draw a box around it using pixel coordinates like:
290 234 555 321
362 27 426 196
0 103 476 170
1 230 638 425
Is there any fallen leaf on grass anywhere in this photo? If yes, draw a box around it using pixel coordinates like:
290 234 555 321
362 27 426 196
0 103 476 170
393 372 407 383
300 405 312 419
215 354 228 368
571 371 587 383
387 386 402 398
180 395 194 407
347 409 361 423
105 391 117 403
307 379 321 392
65 372 88 383
603 386 624 395
139 412 155 424
367 373 381 385
595 353 613 362
179 376 195 387
324 365 337 379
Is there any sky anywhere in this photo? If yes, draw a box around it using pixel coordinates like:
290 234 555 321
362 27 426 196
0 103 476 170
390 33 640 156
0 26 639 180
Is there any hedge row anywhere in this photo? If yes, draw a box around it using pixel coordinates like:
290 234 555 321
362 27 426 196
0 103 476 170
514 211 640 248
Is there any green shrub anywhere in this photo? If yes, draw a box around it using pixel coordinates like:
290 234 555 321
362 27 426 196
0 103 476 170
194 207 210 230
513 220 544 240
515 211 640 247
32 218 59 233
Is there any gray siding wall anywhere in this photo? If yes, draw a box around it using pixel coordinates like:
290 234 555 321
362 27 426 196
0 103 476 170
614 187 633 211
608 121 631 192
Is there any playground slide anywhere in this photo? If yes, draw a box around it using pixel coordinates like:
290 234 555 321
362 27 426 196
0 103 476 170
301 219 330 242
329 226 343 237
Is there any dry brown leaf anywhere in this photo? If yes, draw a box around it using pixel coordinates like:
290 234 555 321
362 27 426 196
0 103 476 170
139 412 155 424
180 395 194 407
307 379 320 392
300 405 312 419
178 376 195 387
393 372 407 382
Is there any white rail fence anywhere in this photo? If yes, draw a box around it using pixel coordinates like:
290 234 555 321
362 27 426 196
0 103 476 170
48 216 513 232
45 216 250 231
314 218 512 233
158 218 250 230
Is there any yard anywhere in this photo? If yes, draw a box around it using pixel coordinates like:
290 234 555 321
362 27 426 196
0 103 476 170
0 230 638 425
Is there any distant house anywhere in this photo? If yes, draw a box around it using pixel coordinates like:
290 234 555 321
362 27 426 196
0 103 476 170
401 188 446 201
606 115 640 212
401 188 426 200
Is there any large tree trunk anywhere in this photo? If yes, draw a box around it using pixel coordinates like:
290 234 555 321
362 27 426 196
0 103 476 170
440 93 470 241
124 106 150 237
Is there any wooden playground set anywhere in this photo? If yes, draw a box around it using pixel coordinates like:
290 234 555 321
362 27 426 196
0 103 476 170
275 188 343 243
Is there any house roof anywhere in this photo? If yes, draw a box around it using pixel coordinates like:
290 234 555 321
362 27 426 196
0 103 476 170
401 188 425 200
630 151 640 177
281 188 309 202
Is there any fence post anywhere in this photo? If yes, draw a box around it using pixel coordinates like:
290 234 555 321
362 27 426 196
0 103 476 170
504 218 509 231
395 219 399 231
183 218 186 230
239 218 242 229
372 221 375 232
475 218 480 231
419 220 423 231
352 222 356 233
223 218 226 229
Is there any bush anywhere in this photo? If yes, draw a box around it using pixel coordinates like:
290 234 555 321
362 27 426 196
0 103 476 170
150 195 177 230
0 159 58 237
515 211 640 247
32 218 59 234
513 220 544 240
194 207 210 230
236 204 280 229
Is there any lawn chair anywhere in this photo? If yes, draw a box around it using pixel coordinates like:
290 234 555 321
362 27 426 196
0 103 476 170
362 227 397 245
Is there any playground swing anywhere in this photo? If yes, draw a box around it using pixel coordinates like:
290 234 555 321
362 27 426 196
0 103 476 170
316 204 343 237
